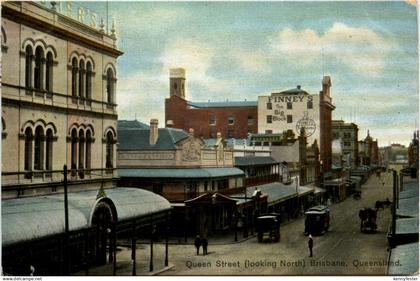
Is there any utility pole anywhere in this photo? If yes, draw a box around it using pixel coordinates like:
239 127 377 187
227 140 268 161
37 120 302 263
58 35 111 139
392 170 397 236
63 164 70 275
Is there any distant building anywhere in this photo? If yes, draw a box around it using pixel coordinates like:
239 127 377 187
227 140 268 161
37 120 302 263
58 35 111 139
332 120 359 168
380 143 408 166
408 130 419 169
165 68 258 139
358 130 379 166
257 76 335 174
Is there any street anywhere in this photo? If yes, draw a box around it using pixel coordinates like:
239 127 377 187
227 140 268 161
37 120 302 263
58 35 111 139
80 172 394 276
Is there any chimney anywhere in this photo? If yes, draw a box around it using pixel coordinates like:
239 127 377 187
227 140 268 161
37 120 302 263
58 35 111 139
297 85 301 89
188 128 194 136
149 119 159 145
166 120 174 128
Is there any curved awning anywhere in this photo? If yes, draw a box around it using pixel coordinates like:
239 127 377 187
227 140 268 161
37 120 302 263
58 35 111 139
2 187 171 247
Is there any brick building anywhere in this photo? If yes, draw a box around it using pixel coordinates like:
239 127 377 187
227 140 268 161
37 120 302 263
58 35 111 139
165 68 258 139
358 130 379 166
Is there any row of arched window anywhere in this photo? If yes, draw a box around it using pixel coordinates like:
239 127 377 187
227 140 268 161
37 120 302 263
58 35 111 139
24 126 54 171
25 45 54 92
22 124 115 172
24 43 116 104
71 58 93 100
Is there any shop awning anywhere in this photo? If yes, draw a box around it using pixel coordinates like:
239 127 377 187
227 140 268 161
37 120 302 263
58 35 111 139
2 187 171 247
118 167 244 179
388 242 419 275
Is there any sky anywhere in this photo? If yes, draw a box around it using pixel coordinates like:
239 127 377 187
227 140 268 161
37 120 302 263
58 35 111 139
80 1 419 147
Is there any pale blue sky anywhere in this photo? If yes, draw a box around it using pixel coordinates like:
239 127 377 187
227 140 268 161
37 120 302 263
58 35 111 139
81 1 419 146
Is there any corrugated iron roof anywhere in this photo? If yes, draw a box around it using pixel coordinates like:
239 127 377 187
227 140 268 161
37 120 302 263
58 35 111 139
235 156 279 166
117 128 189 150
2 188 171 247
118 167 244 179
118 120 150 130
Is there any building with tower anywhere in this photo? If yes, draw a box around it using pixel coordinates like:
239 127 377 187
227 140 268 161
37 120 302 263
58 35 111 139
358 130 379 166
165 68 258 139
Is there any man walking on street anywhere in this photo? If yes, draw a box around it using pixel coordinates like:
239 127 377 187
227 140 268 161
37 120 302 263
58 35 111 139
308 235 313 257
194 235 201 255
202 237 208 255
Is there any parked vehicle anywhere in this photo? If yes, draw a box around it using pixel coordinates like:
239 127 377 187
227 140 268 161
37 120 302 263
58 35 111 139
304 205 330 235
255 215 280 243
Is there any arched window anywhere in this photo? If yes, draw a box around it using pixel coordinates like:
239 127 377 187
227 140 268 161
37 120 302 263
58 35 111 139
79 60 85 98
106 68 114 104
25 45 33 89
78 130 85 170
71 128 78 170
34 46 44 90
71 58 78 97
24 127 33 171
86 62 92 100
46 52 54 92
46 129 53 170
34 126 44 170
86 130 92 170
106 131 114 168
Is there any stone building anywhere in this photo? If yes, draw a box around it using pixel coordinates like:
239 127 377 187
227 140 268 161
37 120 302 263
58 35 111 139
165 68 258 139
1 2 170 275
257 76 335 174
332 120 359 168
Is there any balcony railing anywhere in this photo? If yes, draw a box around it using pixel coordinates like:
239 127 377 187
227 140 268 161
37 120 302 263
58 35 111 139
2 168 117 187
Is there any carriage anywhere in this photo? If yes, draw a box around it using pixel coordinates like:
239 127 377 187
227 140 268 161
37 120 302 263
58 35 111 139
304 205 330 235
359 208 377 233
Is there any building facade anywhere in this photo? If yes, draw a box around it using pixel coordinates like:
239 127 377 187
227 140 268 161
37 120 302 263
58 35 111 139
358 130 379 166
1 2 171 275
165 68 258 139
332 120 359 168
117 119 248 237
257 76 335 174
2 1 121 198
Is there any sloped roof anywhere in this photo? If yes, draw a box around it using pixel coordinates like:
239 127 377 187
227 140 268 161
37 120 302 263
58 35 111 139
278 87 310 95
118 167 244 179
117 128 189 150
188 100 257 108
2 188 171 247
118 119 150 130
235 156 279 166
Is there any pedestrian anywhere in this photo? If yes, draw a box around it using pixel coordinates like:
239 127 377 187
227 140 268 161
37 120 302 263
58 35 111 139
194 235 201 255
308 235 313 257
202 237 208 255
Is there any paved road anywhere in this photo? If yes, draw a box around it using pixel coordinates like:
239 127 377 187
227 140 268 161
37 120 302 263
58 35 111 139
80 172 394 276
158 173 393 275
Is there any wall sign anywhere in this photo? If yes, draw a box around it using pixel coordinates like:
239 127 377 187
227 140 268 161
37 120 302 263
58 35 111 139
296 111 316 137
